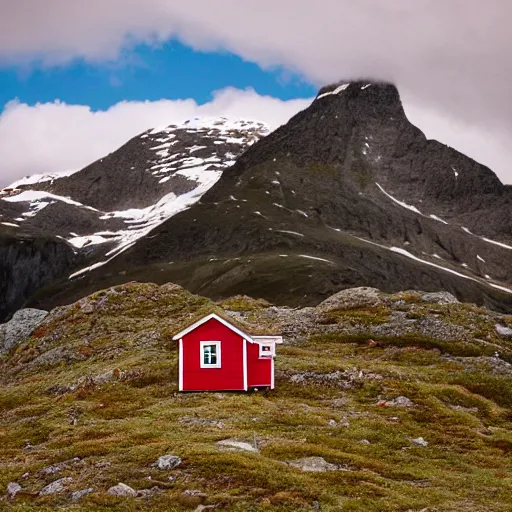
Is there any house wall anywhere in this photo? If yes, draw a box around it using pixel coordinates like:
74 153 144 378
181 318 245 391
247 341 272 388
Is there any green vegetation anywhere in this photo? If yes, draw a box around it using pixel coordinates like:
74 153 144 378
1 282 512 511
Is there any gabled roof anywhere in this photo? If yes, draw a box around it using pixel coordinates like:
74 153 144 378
252 335 284 344
172 313 255 342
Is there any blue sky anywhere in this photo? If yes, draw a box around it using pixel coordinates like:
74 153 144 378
0 41 316 112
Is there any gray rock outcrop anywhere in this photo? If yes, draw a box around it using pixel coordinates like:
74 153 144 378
421 292 459 304
6 482 22 499
71 488 94 501
316 287 386 312
0 308 48 352
39 477 73 496
287 456 346 472
155 454 182 470
107 482 137 497
495 324 512 337
216 439 258 453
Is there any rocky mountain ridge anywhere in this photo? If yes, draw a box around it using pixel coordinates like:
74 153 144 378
34 81 512 314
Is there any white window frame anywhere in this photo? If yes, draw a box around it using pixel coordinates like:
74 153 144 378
200 341 221 368
259 342 274 358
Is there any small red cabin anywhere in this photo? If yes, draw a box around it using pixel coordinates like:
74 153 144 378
172 313 282 392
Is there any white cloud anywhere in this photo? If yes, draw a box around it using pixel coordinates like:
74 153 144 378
1 86 509 188
0 88 311 186
1 1 512 182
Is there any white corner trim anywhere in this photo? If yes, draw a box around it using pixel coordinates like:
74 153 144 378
172 313 255 342
243 338 248 391
271 356 275 390
200 341 222 368
178 338 183 391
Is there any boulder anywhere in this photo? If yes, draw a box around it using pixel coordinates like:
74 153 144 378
0 308 48 352
107 482 137 497
137 486 161 498
410 437 429 447
39 477 73 496
377 396 415 408
71 488 94 501
317 287 386 313
155 454 182 470
495 324 512 337
420 292 459 305
40 457 81 475
288 456 345 472
7 482 22 499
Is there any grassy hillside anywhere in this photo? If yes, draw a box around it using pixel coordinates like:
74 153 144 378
1 283 512 511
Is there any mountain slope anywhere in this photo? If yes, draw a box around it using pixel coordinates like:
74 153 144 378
2 283 512 511
36 81 512 312
1 118 268 256
0 118 269 319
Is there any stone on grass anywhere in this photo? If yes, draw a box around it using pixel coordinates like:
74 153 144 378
40 457 81 475
7 482 22 499
389 396 415 407
358 439 371 445
288 456 345 472
216 439 258 453
107 482 138 497
495 324 512 337
330 398 346 408
155 454 182 470
420 292 458 304
71 488 94 501
410 437 429 447
39 477 73 496
137 486 162 498
183 489 207 498
377 396 414 408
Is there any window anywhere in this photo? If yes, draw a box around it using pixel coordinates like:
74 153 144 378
200 341 221 368
259 343 274 357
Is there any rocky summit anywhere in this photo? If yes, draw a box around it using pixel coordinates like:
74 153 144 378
1 282 512 510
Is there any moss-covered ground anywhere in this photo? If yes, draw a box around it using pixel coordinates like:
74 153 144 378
1 283 511 511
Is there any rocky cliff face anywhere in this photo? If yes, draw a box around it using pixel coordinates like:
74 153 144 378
0 232 76 321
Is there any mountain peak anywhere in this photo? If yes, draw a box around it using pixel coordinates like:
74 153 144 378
148 116 269 137
316 80 399 100
313 80 405 124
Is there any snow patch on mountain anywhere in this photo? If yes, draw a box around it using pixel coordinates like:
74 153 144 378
317 84 350 100
482 237 512 251
376 183 422 215
1 117 269 271
7 169 78 189
3 190 99 212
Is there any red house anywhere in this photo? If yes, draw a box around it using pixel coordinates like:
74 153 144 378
172 313 282 392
